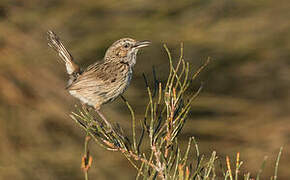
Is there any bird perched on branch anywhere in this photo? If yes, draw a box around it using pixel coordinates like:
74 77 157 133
47 30 150 125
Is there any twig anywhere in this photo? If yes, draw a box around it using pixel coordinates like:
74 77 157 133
235 152 240 180
152 143 166 180
274 147 283 180
81 134 92 180
121 95 137 153
256 156 268 180
226 156 233 180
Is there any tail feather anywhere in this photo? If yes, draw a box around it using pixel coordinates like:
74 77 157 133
47 30 80 75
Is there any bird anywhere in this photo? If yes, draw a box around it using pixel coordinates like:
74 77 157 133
47 30 150 126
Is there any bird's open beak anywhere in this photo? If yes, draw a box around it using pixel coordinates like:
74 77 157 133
133 40 151 48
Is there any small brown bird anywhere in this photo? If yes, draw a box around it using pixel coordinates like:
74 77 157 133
47 31 150 123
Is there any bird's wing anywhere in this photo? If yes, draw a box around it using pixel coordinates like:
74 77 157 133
67 61 120 91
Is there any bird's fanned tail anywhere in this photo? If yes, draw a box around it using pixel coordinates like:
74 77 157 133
47 30 80 75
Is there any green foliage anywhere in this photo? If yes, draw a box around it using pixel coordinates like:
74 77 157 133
71 45 282 180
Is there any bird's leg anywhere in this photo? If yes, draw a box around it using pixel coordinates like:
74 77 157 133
95 108 113 131
81 103 89 112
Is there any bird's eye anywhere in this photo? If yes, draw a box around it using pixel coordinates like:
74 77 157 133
124 43 129 48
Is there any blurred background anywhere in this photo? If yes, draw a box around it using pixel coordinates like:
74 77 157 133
0 0 290 179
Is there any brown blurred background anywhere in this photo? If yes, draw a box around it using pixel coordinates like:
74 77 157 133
0 0 290 179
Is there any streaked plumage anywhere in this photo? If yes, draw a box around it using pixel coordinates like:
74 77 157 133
47 31 150 110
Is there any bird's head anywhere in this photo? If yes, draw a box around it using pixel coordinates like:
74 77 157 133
104 38 150 66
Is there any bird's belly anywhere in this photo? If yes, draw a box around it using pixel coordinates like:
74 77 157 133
69 89 100 107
